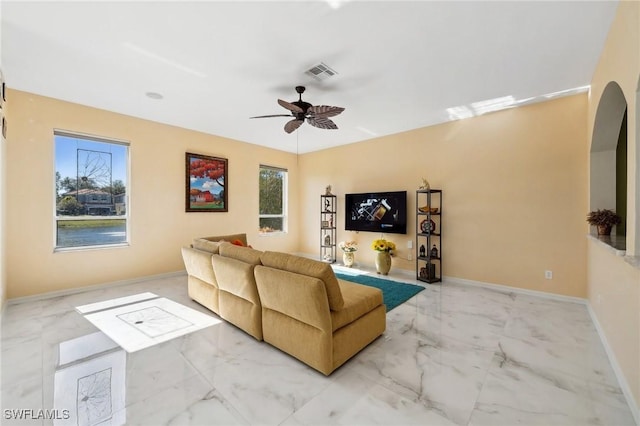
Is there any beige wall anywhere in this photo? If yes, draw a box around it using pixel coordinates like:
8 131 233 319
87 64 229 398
5 89 298 298
0 89 5 313
587 0 640 411
6 89 591 301
299 94 588 298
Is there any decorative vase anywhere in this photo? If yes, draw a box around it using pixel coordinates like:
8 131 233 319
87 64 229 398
343 252 355 267
375 251 392 275
597 225 612 236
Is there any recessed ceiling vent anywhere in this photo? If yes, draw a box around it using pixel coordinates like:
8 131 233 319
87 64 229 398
305 62 338 81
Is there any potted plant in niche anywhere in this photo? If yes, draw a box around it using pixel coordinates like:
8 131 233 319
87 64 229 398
371 239 396 275
338 241 358 267
587 209 621 236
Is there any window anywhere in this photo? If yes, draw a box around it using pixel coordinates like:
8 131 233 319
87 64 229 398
54 131 129 249
259 165 287 233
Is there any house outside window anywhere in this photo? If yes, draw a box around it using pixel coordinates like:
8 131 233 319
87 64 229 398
54 131 129 249
259 165 287 233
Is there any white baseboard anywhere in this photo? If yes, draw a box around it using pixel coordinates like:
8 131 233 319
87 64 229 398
6 270 187 305
444 275 587 305
586 303 640 425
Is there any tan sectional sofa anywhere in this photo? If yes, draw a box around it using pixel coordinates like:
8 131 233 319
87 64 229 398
181 234 386 375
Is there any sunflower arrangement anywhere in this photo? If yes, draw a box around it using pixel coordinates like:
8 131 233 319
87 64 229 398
371 239 396 252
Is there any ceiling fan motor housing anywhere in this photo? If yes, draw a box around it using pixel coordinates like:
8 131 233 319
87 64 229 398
292 100 312 117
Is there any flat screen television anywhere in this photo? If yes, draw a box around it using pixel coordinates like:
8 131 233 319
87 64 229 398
345 191 407 234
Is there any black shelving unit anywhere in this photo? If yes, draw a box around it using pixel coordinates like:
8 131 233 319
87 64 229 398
320 194 337 263
416 189 442 283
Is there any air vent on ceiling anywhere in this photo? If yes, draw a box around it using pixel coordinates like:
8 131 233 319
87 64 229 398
305 62 338 81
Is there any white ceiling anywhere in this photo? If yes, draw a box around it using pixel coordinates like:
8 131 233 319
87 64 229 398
1 1 618 154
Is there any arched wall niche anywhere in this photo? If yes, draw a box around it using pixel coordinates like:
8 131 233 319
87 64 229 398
590 81 628 248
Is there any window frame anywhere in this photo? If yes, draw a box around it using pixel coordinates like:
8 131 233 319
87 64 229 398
53 130 130 252
258 164 288 235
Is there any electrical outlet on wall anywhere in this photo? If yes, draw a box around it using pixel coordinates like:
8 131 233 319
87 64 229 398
545 270 553 279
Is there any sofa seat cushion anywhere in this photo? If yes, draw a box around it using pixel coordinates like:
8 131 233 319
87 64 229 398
260 251 344 311
219 242 263 265
331 280 383 332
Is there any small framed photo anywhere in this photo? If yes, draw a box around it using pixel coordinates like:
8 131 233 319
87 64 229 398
186 152 228 212
321 220 329 228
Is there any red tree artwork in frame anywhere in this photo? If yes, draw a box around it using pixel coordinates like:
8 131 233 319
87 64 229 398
185 152 228 212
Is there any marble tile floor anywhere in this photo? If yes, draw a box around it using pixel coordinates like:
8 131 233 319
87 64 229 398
1 272 636 426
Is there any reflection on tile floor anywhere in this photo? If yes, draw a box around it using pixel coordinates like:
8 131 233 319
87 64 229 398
1 272 636 425
81 296 221 352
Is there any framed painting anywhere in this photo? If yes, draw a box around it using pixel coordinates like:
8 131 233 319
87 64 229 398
185 152 228 212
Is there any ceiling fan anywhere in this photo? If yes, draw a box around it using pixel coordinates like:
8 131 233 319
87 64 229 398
250 86 345 134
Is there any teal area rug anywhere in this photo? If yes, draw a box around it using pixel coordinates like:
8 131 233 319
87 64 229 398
335 272 425 312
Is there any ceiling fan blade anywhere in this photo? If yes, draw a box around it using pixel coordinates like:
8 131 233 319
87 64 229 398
250 114 292 119
307 105 345 118
284 119 304 134
307 116 338 130
278 99 304 114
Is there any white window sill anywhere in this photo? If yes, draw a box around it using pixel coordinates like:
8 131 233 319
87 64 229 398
258 231 287 237
54 243 130 253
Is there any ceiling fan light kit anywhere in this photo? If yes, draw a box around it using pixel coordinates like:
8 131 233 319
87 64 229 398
250 86 345 134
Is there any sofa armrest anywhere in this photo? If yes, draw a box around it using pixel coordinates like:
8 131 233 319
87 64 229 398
181 247 217 287
254 266 332 333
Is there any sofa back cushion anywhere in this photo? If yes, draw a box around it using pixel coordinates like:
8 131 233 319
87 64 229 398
211 255 260 304
254 266 331 332
260 251 344 311
199 233 248 246
181 246 218 286
192 238 223 254
219 242 262 265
